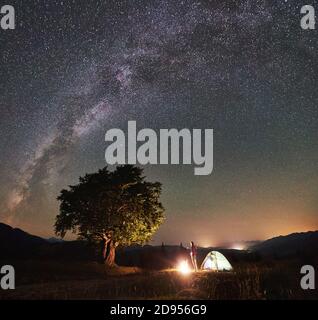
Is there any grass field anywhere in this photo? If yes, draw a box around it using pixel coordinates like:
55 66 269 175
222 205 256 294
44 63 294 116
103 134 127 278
1 259 317 300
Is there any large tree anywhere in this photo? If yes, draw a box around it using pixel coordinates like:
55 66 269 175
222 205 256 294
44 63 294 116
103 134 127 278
55 165 164 266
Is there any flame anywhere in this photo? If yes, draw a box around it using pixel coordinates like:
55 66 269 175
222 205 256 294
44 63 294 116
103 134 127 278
177 260 191 275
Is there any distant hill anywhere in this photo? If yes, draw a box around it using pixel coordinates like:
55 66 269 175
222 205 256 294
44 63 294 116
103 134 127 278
252 231 318 258
0 223 94 261
47 237 64 243
0 222 47 258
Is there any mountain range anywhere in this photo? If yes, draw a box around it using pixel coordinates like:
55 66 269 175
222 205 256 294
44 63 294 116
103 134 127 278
0 222 317 261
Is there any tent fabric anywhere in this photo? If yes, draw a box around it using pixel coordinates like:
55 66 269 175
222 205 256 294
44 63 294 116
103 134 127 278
200 251 233 271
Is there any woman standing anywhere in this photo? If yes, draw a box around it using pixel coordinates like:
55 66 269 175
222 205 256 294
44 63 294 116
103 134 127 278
190 241 198 271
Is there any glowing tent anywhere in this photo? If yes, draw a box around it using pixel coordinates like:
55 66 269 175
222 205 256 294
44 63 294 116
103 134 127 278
201 251 233 271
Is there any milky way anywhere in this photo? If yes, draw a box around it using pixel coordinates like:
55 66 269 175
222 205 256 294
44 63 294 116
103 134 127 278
0 0 317 244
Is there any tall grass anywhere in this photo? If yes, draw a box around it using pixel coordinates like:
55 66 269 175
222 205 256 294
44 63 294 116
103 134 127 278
0 260 317 300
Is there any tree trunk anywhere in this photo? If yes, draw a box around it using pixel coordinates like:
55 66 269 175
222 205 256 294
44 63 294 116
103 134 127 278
101 239 108 262
105 240 117 267
101 237 118 267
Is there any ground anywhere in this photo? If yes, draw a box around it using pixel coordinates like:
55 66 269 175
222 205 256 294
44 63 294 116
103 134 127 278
0 260 317 300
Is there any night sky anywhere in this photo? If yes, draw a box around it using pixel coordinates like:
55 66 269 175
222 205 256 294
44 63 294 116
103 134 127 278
1 0 317 245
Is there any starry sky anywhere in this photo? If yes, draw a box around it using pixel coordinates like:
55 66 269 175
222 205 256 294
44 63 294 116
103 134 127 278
0 0 317 245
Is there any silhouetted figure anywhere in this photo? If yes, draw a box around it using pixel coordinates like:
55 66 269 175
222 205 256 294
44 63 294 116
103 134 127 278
190 241 198 271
